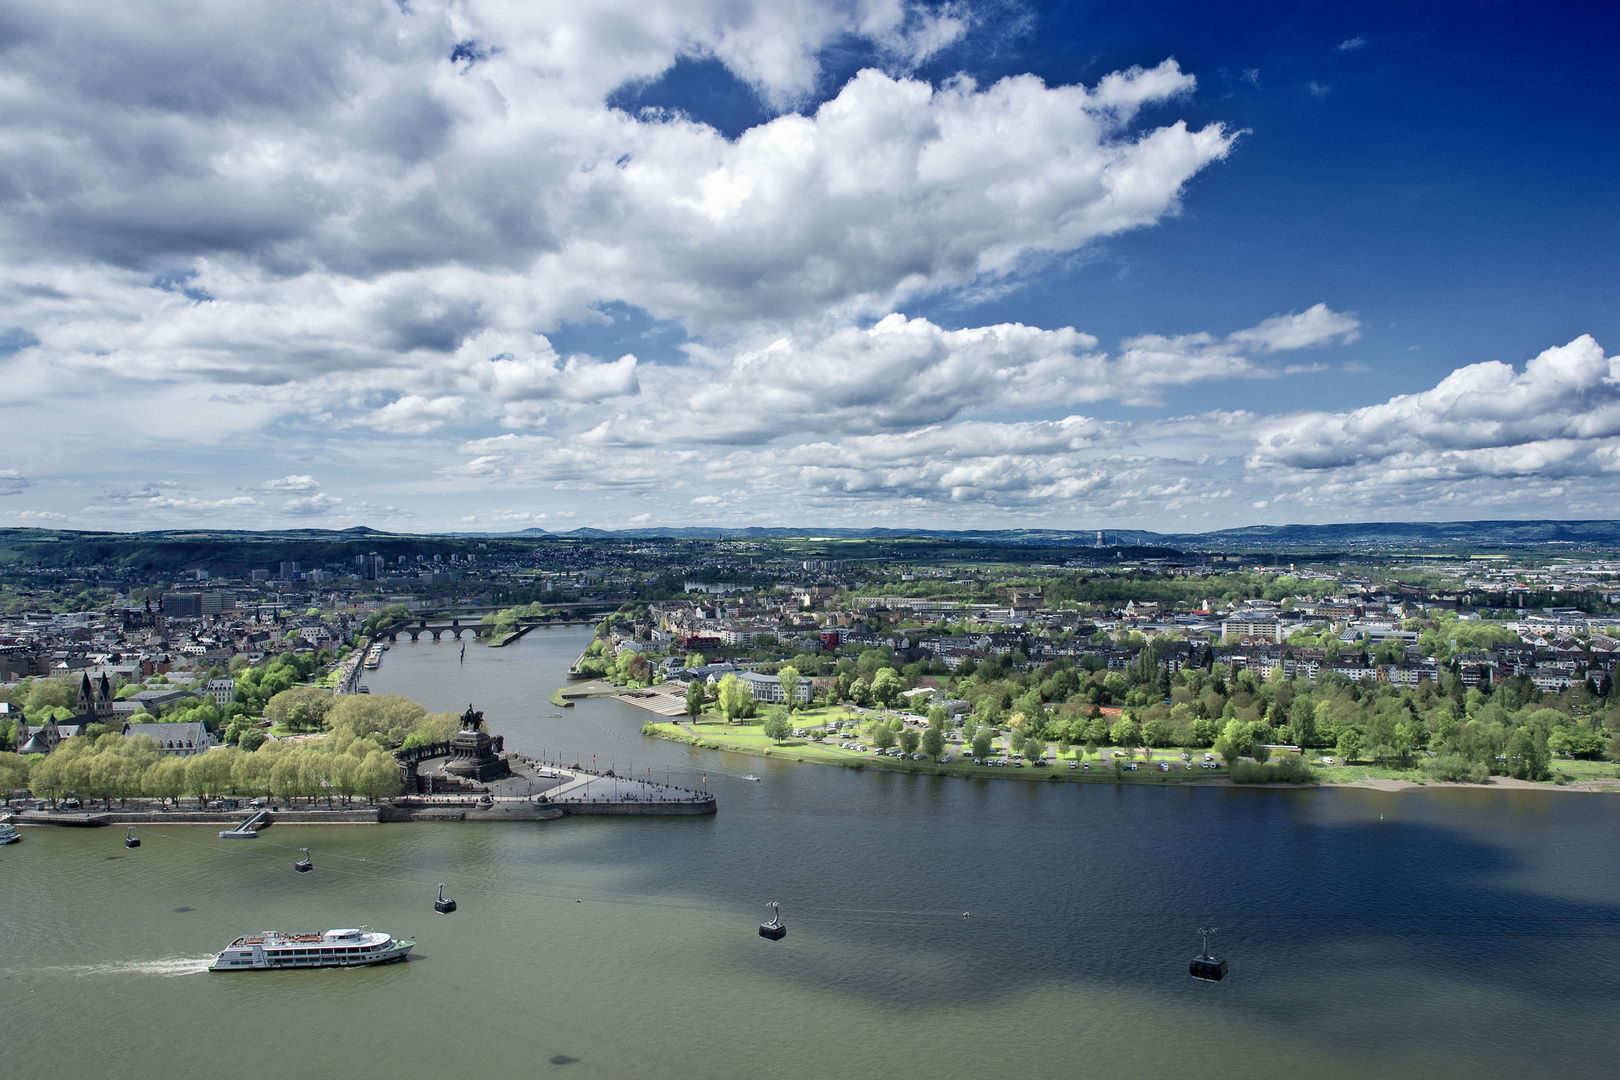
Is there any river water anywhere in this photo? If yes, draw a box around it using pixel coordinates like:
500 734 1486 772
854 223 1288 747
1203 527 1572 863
5 626 1620 1080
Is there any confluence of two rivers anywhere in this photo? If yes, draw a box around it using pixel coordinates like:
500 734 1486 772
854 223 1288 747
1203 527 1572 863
4 627 1619 1080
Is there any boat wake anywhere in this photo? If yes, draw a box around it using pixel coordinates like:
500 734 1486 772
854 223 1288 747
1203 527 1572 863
24 956 215 978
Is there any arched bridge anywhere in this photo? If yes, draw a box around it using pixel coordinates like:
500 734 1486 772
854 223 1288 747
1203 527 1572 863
381 619 499 643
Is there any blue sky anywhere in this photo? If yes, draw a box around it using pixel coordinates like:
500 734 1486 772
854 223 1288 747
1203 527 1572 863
1 1 1617 532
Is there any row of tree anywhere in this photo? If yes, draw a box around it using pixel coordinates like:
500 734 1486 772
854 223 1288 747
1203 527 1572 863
947 656 1617 781
12 729 401 807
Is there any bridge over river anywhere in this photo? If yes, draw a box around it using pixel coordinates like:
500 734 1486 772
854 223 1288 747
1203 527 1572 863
376 601 626 643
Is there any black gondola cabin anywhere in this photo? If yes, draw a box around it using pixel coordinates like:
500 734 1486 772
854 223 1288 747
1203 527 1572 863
759 901 786 940
1189 927 1227 982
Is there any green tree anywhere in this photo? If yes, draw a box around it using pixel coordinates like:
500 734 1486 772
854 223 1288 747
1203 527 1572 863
326 694 428 746
921 727 945 760
870 668 904 707
265 686 333 733
187 750 235 805
0 751 31 802
1024 736 1047 763
761 711 793 743
357 750 401 802
1220 718 1255 759
1336 728 1363 764
971 729 993 761
1289 697 1318 748
849 677 871 706
24 677 74 717
871 722 897 749
1505 726 1550 781
776 666 802 710
685 680 706 720
899 727 921 754
716 674 754 723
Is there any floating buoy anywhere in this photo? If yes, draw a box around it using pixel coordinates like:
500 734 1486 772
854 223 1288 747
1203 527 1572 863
294 847 312 873
124 826 140 849
1189 927 1228 982
759 901 786 941
435 883 457 914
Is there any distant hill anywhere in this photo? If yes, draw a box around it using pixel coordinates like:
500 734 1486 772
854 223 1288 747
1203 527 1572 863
4 520 1620 572
530 520 1620 550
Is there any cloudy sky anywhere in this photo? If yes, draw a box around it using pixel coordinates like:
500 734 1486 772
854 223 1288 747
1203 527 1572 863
2 1 1617 533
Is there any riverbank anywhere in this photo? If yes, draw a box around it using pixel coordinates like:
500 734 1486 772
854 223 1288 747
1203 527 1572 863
642 719 1219 786
641 718 1620 792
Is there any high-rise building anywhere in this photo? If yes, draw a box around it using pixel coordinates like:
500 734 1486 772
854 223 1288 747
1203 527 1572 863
161 592 203 618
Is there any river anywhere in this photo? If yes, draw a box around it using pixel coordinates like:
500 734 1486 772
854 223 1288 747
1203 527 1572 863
4 626 1620 1080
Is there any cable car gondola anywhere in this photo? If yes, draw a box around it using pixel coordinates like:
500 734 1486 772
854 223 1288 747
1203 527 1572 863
124 826 140 849
759 901 786 940
295 847 312 873
1189 927 1228 982
435 883 457 914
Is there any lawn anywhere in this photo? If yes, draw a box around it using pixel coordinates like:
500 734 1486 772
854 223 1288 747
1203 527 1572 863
644 715 1218 784
644 712 1620 788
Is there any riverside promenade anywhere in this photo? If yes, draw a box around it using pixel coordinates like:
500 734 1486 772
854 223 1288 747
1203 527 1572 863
538 764 716 815
1 759 715 828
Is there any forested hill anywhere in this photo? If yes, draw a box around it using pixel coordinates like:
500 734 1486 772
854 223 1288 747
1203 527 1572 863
2 518 1619 571
497 520 1620 549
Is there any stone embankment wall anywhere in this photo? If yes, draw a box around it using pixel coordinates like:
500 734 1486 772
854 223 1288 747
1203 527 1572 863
109 808 381 825
553 798 716 816
378 801 564 822
2 807 383 826
9 799 712 826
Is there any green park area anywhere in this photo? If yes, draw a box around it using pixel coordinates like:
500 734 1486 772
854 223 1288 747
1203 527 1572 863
641 703 1620 789
645 706 1271 785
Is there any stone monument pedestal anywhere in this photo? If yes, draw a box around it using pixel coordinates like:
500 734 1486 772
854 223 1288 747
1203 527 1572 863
444 704 511 783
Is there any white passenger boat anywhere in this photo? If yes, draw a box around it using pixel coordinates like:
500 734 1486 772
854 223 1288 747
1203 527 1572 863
209 927 413 971
0 823 21 844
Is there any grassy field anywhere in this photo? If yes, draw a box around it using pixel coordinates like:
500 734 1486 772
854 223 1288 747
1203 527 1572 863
644 711 1218 785
642 707 1620 788
1311 757 1620 786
